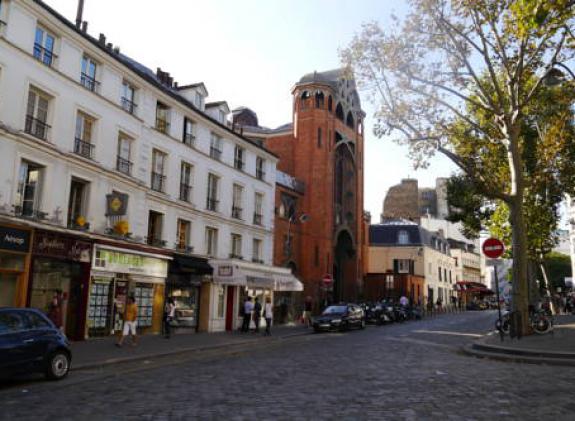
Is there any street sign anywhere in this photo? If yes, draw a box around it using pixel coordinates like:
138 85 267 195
322 274 333 285
482 238 505 259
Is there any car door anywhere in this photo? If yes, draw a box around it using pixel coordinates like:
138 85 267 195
351 306 361 327
0 311 30 372
21 311 58 365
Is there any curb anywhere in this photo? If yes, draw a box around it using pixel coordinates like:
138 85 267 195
462 332 575 367
72 330 310 371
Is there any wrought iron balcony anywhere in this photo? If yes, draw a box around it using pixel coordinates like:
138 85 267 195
252 257 264 264
175 244 194 254
183 133 195 147
234 159 245 171
116 156 133 175
24 115 50 140
121 97 137 114
206 197 219 212
147 237 167 247
210 147 222 160
179 183 191 202
253 213 263 225
155 117 170 134
13 204 48 220
229 253 244 260
80 72 99 92
151 172 166 192
256 169 265 180
33 43 57 67
231 206 243 219
74 138 95 159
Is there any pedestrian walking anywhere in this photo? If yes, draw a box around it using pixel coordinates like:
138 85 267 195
241 297 254 332
253 297 262 333
47 290 63 331
263 297 273 336
303 296 313 327
164 297 176 338
116 296 138 347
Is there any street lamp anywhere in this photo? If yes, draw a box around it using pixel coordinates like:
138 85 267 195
286 213 309 262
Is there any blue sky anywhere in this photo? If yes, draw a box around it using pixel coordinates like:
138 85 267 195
45 0 458 220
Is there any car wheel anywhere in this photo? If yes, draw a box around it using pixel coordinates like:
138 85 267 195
45 351 70 380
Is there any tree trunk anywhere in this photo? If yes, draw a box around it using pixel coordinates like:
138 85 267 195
509 196 530 334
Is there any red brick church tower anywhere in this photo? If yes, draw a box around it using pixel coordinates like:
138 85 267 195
234 69 366 304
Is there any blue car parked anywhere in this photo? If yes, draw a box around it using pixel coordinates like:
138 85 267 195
0 308 72 380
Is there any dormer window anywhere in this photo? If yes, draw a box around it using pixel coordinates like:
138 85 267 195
194 92 204 110
398 230 409 245
219 110 226 124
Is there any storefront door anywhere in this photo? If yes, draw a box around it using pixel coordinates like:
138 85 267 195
225 286 235 331
0 272 18 307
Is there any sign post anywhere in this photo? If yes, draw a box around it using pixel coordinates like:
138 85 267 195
482 238 505 341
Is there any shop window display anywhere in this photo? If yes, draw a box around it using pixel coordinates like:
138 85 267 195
87 278 113 336
134 283 154 327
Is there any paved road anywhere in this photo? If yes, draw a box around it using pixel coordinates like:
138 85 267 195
1 311 573 420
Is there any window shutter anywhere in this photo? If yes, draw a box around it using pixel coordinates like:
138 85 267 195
409 260 414 275
393 259 398 274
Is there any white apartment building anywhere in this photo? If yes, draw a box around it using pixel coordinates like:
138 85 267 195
0 0 300 338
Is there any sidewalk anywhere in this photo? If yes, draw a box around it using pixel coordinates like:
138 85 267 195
71 325 311 371
463 314 575 366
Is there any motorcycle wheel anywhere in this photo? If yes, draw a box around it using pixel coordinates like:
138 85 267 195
533 318 552 334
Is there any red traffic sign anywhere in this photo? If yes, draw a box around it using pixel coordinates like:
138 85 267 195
322 274 333 285
482 238 505 259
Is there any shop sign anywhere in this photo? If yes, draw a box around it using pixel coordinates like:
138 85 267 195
106 192 129 216
33 231 91 262
0 226 30 252
93 247 168 278
218 265 233 277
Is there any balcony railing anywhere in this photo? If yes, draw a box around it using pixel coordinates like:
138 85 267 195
151 172 166 192
252 257 264 264
117 156 133 175
147 237 167 247
256 169 266 180
121 97 137 115
183 133 195 147
175 244 194 254
155 118 170 134
231 206 243 219
229 253 244 260
24 115 50 140
253 213 263 225
210 147 222 160
80 72 99 92
13 204 48 220
33 43 56 67
179 183 191 202
234 159 245 171
74 138 95 159
206 197 219 212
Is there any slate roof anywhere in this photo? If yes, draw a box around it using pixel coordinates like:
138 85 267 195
297 68 345 87
369 222 451 254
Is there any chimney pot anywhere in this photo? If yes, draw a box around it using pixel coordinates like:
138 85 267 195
98 33 106 45
113 46 120 54
81 21 88 32
106 42 113 50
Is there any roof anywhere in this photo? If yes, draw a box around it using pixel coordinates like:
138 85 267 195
206 101 228 108
369 223 451 253
297 68 346 87
32 1 277 159
240 122 293 135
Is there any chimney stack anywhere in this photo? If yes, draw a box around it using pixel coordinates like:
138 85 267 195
81 21 88 32
98 33 106 45
75 0 85 28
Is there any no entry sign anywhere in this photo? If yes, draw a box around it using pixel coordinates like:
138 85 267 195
482 238 505 259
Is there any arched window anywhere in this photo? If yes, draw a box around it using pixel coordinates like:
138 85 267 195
335 103 344 121
398 230 409 245
327 96 333 112
300 91 310 109
346 111 354 129
315 91 324 109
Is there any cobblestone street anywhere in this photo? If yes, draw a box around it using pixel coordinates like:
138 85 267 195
1 311 574 420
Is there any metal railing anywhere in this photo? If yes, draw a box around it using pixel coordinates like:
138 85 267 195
24 115 50 140
229 253 244 260
74 138 95 159
253 213 263 225
183 133 195 147
121 97 137 114
231 206 243 219
234 159 245 171
206 197 219 212
147 237 167 247
179 183 191 202
33 43 56 67
210 147 222 160
256 169 265 180
155 117 170 134
80 72 100 92
151 172 166 192
116 156 133 175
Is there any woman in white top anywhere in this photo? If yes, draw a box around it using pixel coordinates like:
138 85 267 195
264 297 273 336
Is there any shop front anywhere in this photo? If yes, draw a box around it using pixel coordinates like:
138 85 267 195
88 245 171 338
167 254 212 331
0 224 32 307
27 230 92 340
207 259 303 332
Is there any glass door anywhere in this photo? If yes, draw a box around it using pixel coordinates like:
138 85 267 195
0 272 18 307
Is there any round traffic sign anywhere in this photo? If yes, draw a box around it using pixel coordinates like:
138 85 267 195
482 238 505 259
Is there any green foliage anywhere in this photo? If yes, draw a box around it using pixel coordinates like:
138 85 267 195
543 251 572 289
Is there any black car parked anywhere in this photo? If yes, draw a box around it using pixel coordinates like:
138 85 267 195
312 304 366 332
0 308 72 380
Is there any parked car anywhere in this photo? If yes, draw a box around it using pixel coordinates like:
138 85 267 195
312 304 365 332
0 308 72 380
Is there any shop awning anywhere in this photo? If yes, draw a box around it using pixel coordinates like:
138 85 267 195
171 254 212 275
208 259 303 291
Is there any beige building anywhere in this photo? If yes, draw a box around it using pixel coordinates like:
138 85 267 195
382 178 449 222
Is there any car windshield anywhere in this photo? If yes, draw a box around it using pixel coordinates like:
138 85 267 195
322 305 347 315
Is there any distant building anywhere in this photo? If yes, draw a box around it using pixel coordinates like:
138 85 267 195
382 178 449 222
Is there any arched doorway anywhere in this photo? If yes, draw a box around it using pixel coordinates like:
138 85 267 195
333 230 355 303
